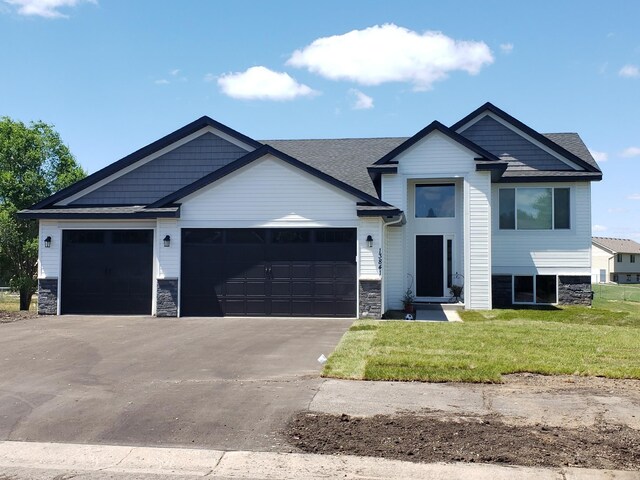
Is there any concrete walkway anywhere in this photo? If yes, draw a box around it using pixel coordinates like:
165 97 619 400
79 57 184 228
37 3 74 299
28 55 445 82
0 441 637 479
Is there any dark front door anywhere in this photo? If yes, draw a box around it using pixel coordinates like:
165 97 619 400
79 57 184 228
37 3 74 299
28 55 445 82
61 230 153 314
180 228 356 317
416 235 444 297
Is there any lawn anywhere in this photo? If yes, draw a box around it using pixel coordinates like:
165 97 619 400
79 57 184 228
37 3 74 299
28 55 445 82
0 291 37 312
323 297 640 383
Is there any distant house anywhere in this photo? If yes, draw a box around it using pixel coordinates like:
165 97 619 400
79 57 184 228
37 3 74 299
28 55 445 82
592 237 640 284
19 103 602 317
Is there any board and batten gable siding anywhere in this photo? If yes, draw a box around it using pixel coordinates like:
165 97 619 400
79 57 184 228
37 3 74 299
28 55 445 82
69 132 250 206
458 115 573 171
491 182 592 274
464 171 492 309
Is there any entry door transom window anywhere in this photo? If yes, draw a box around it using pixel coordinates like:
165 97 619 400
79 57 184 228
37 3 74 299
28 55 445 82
415 184 455 218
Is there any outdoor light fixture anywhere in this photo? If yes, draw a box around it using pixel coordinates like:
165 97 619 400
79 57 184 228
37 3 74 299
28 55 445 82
163 235 171 247
366 235 373 248
44 236 52 248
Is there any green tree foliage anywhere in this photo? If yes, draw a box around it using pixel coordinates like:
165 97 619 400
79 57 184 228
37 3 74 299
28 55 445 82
0 117 85 310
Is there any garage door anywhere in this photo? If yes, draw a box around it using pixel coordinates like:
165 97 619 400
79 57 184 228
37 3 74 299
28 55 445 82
181 228 356 317
61 230 153 314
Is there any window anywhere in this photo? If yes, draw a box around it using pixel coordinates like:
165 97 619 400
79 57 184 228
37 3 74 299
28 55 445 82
631 255 636 263
617 254 623 263
499 187 570 230
416 184 455 218
513 275 557 304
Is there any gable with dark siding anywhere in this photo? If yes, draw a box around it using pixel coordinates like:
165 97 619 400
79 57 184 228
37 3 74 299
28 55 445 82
460 116 574 171
71 132 249 205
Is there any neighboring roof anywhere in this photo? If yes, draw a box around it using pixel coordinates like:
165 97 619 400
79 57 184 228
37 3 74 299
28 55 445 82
17 205 180 220
263 137 406 197
451 102 602 174
148 144 397 216
30 116 263 210
592 237 640 255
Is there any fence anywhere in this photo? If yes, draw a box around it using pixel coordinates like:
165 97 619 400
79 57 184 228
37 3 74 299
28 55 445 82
592 283 640 303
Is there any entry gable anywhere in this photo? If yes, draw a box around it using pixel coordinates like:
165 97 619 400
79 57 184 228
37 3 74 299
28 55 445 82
31 116 263 209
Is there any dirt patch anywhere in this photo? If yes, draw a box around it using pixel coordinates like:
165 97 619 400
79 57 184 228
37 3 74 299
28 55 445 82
286 411 640 471
0 310 37 323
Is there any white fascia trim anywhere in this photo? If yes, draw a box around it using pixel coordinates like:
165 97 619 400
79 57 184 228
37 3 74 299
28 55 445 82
57 126 257 206
455 112 584 171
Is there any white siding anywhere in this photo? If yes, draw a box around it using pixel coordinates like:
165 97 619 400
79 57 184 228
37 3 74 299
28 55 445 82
38 221 60 278
157 219 180 278
492 182 591 274
398 132 475 176
591 245 612 282
464 172 492 309
358 218 382 279
180 155 359 227
381 173 405 212
384 225 404 310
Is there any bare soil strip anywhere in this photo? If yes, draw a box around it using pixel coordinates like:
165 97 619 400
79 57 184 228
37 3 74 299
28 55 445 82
286 411 640 471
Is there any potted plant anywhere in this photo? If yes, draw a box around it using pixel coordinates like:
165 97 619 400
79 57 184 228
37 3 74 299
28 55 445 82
450 284 463 303
402 286 415 313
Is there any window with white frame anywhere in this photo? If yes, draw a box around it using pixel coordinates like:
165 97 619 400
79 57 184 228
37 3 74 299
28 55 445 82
631 254 636 263
499 187 570 230
513 275 557 304
617 254 623 262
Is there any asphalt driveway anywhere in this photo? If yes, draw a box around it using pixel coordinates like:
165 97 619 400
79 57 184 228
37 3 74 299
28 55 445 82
0 315 352 451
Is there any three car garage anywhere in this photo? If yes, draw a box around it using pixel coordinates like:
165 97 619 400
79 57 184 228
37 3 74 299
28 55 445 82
59 228 357 317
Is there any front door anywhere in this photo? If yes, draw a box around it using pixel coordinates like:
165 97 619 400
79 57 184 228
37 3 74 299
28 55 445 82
416 235 444 297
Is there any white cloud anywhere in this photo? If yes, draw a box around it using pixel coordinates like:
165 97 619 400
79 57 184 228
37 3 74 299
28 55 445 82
499 43 514 54
217 66 319 101
154 79 169 85
627 193 640 201
608 207 627 214
592 225 608 232
349 89 373 110
589 149 608 162
287 23 494 91
203 73 216 82
4 0 95 18
621 146 640 158
619 64 640 78
170 69 180 76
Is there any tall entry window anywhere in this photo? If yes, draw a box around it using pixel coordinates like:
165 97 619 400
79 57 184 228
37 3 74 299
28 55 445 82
415 184 455 218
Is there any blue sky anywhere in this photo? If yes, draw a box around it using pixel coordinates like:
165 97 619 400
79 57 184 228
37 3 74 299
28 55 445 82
1 1 639 240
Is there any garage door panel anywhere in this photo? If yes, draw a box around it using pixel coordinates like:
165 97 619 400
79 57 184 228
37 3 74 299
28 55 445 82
181 228 356 317
61 230 152 315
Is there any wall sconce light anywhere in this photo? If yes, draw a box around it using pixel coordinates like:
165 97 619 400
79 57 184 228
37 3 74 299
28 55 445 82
44 236 52 248
163 235 171 247
366 235 373 248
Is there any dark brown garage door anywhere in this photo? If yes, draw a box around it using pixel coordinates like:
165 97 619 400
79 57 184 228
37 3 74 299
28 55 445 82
61 230 153 314
180 228 356 317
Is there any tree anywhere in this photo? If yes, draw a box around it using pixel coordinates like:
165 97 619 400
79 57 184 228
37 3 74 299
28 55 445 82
0 117 85 310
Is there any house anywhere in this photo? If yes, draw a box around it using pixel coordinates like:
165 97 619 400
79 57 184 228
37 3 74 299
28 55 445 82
18 103 602 317
592 237 640 284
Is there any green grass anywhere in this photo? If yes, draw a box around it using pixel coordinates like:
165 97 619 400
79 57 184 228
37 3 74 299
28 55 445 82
0 291 37 312
593 282 640 303
324 301 640 383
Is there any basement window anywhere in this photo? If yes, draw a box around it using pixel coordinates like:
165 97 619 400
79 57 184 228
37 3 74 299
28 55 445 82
513 275 557 304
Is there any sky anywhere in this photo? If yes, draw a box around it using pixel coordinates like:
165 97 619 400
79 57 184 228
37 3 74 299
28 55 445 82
1 0 639 240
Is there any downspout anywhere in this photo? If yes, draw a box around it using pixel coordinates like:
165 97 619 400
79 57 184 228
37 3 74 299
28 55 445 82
381 213 405 313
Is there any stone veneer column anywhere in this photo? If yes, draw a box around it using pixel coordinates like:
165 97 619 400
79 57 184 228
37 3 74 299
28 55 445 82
558 275 592 306
359 279 382 319
156 279 179 317
38 278 58 315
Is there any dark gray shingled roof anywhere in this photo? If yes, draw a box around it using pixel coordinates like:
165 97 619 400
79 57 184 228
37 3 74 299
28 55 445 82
265 133 598 196
592 237 640 255
263 138 407 197
543 133 600 171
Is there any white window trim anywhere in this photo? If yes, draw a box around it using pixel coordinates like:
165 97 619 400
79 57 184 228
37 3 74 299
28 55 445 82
512 274 558 305
499 187 571 231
